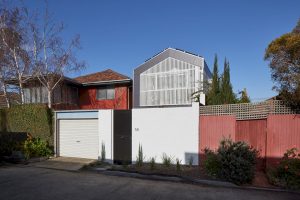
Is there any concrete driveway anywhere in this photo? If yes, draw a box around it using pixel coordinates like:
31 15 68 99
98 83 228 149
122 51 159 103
0 166 299 200
29 157 95 171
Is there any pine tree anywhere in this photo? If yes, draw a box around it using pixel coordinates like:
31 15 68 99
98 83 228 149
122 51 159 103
206 54 221 105
220 59 236 104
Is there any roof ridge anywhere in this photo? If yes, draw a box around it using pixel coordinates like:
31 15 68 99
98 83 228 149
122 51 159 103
74 68 131 84
143 47 203 63
75 69 129 79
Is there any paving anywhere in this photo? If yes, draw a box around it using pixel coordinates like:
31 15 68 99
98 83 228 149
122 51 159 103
29 157 95 171
0 166 299 200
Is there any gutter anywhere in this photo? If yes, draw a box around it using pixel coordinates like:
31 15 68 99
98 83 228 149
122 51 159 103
80 79 132 86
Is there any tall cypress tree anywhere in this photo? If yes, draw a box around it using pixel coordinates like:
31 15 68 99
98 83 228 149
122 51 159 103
207 54 220 105
220 59 236 104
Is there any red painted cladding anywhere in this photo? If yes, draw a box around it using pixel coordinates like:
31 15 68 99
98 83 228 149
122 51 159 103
236 119 267 169
78 84 131 110
199 115 236 152
266 114 300 168
199 114 300 169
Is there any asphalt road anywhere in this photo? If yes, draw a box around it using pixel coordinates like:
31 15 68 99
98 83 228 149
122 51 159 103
0 166 299 200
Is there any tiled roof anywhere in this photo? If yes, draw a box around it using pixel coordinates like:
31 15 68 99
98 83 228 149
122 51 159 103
74 69 131 84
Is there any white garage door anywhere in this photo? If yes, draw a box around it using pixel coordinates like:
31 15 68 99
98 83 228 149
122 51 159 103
59 119 99 159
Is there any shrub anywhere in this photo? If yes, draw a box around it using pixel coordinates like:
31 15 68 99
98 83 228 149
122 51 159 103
203 148 221 177
188 156 194 167
0 105 53 145
23 137 52 159
176 158 182 172
149 157 156 170
162 153 173 167
203 138 258 184
0 132 27 158
267 148 300 189
136 144 145 167
101 143 106 162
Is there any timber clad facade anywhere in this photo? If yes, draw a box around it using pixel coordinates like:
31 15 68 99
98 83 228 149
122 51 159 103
18 69 132 110
23 79 80 109
78 84 131 110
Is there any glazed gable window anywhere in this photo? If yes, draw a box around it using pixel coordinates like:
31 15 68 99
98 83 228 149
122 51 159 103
97 86 115 100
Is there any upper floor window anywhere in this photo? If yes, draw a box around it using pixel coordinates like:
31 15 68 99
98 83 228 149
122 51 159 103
97 86 115 100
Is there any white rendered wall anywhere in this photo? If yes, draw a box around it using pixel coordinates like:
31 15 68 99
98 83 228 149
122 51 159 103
132 103 199 165
199 93 206 105
98 110 113 164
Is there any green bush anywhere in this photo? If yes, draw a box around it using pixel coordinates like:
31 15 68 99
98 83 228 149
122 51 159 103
149 157 156 170
136 144 145 167
101 142 106 162
203 138 258 184
0 104 53 146
203 148 221 177
162 153 173 167
267 148 300 189
23 137 52 159
0 132 27 158
176 158 182 172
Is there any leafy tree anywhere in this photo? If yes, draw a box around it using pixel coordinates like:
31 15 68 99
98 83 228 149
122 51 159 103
206 54 221 105
220 59 236 104
238 88 251 103
264 19 300 108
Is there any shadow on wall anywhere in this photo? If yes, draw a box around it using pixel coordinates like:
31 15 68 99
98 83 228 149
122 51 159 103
184 152 199 165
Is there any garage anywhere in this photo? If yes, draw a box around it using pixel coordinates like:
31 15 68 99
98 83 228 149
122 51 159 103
59 119 99 159
54 109 132 164
55 110 101 160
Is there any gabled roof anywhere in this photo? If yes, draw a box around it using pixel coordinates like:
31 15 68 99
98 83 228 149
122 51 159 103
144 47 203 63
74 69 131 85
134 48 206 75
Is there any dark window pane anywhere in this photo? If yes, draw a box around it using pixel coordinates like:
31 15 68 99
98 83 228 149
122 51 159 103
97 89 107 100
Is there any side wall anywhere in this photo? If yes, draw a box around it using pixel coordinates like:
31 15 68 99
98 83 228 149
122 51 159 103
79 84 130 110
132 103 199 165
98 110 114 164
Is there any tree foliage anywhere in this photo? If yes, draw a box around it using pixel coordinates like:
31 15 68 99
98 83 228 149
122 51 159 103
238 88 251 103
205 55 248 105
220 59 236 104
206 54 221 105
264 19 300 108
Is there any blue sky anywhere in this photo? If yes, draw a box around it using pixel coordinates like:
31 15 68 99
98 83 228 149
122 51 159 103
24 0 299 101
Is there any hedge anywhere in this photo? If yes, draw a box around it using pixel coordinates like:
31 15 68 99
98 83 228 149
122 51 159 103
0 104 53 146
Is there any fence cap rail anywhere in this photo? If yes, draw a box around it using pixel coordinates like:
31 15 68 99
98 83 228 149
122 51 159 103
199 100 296 120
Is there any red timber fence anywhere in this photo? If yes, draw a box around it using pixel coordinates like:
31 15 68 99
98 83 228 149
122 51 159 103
199 101 300 169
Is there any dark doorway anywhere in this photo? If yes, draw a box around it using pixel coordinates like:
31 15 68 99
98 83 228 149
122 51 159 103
113 110 132 164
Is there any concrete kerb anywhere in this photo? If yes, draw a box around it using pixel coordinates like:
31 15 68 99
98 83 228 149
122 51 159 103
85 167 300 195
